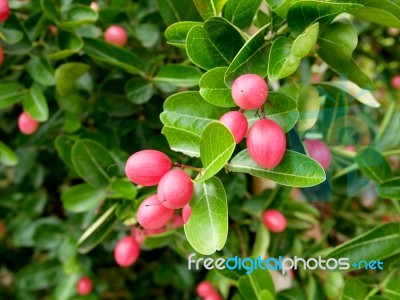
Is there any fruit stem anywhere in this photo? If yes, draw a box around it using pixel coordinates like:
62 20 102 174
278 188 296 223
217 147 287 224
259 107 266 119
172 163 202 173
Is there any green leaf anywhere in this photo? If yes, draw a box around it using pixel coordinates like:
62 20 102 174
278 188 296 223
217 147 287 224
196 122 235 182
0 83 28 109
199 67 236 107
184 177 228 255
16 260 61 291
59 5 98 29
63 112 81 133
326 222 400 271
61 183 106 212
83 37 145 75
377 178 400 200
125 77 154 104
379 104 400 151
41 0 60 24
153 65 202 87
340 278 366 300
2 14 32 55
287 1 360 35
165 21 202 48
78 203 118 253
193 0 228 20
0 141 18 166
319 81 379 108
228 149 326 187
268 37 300 80
109 178 137 199
55 63 90 96
245 92 299 133
268 0 299 18
186 25 230 70
355 147 393 184
0 28 23 44
71 139 116 188
204 17 245 63
317 19 357 61
22 85 49 122
384 279 400 300
297 85 320 132
26 55 56 86
136 23 160 48
224 24 269 86
49 31 83 60
53 274 80 300
156 0 202 25
250 224 270 258
291 22 319 58
162 127 202 157
238 269 275 299
55 136 75 169
223 0 263 30
142 231 175 250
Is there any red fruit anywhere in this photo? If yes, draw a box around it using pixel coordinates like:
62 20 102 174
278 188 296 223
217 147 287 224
137 194 174 230
171 215 184 228
231 74 268 110
182 204 192 224
0 46 4 65
18 112 39 135
131 227 146 244
76 276 93 296
391 75 400 89
125 150 171 186
197 281 215 297
205 292 222 300
263 209 287 233
145 227 165 235
0 0 10 23
104 25 128 47
303 139 332 170
246 119 286 169
158 169 194 209
114 236 140 267
219 111 248 144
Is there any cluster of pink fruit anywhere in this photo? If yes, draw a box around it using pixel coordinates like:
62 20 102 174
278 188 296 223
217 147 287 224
197 281 222 300
220 74 286 169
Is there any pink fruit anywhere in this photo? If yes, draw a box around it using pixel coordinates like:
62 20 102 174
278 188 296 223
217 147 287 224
231 74 268 110
219 111 248 144
171 215 184 228
205 292 222 300
262 209 287 233
131 227 146 244
125 150 171 186
0 0 10 23
137 194 174 230
197 281 215 297
391 75 400 89
246 119 286 169
0 46 3 65
18 112 39 135
104 25 128 47
114 236 140 267
303 139 332 170
182 204 192 224
345 145 356 152
90 2 99 11
158 170 194 209
145 227 165 235
76 276 93 296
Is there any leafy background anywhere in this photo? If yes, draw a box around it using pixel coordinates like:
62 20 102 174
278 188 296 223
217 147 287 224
1 0 400 299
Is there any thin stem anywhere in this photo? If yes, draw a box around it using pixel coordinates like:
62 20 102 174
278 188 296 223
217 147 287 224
383 149 400 156
172 163 202 173
332 163 358 180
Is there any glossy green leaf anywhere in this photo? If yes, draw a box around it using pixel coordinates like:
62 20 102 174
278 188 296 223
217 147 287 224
327 222 400 271
71 139 116 188
125 77 154 104
287 1 360 35
83 37 145 75
63 112 81 133
340 278 366 300
184 177 228 255
59 5 98 29
49 31 83 60
377 178 400 200
109 178 137 199
297 85 320 132
193 0 228 20
0 83 28 109
238 269 275 299
156 0 202 25
22 85 49 122
228 149 326 187
61 183 106 212
186 25 230 70
318 19 357 61
224 25 269 86
196 122 235 182
292 22 319 58
165 21 202 47
26 56 56 86
78 203 118 253
199 67 236 107
245 92 299 132
55 63 90 96
204 17 245 63
153 65 202 87
355 147 393 184
268 37 300 80
162 127 202 157
268 0 301 18
223 0 263 30
0 141 18 166
2 14 32 55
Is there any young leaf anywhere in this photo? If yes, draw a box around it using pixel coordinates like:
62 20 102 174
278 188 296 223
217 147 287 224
268 37 300 80
23 85 49 122
355 147 393 184
377 178 400 200
223 0 263 30
297 85 320 132
55 63 90 96
165 21 202 48
153 65 202 87
196 122 235 182
184 177 228 255
228 150 326 187
0 141 18 166
193 0 228 20
61 183 106 213
291 22 319 59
